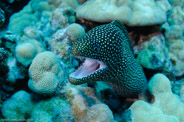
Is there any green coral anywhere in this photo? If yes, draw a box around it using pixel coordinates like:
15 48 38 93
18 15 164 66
1 91 34 119
31 97 74 122
0 8 5 27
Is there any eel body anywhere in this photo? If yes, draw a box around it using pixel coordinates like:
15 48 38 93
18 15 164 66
68 20 147 97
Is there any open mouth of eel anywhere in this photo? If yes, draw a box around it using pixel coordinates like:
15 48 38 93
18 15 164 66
69 56 106 79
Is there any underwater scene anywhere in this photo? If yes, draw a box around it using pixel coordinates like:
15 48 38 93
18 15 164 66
0 0 184 122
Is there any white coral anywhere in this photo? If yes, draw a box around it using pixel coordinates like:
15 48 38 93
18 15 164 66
76 0 169 26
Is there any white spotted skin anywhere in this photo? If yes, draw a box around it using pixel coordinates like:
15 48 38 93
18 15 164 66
70 20 147 97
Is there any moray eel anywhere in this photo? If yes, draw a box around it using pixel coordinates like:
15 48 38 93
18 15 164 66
68 20 147 97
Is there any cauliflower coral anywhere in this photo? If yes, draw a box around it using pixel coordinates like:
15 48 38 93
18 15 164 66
28 51 65 95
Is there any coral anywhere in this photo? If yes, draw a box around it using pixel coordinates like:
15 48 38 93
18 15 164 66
31 97 74 122
48 24 84 68
148 73 184 121
64 83 115 122
0 8 5 27
1 90 34 119
130 74 184 121
8 3 38 34
130 100 179 122
172 0 184 8
48 29 71 63
15 39 45 66
169 6 184 29
28 51 65 95
162 6 184 76
0 48 9 78
66 23 85 41
0 32 17 55
180 83 184 101
135 34 172 71
76 0 169 26
168 39 184 76
69 20 147 97
50 7 76 29
87 104 115 122
156 0 172 12
23 26 41 40
165 24 183 40
48 0 79 10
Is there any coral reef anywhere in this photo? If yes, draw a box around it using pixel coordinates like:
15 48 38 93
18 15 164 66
0 48 9 78
28 51 65 95
8 5 38 34
1 0 184 121
0 8 5 27
131 74 184 121
130 74 184 122
64 83 115 122
48 23 85 64
66 23 85 41
15 40 45 66
31 97 74 122
50 8 76 29
149 73 184 121
162 5 184 76
1 91 34 119
135 34 172 72
131 100 179 122
77 0 170 26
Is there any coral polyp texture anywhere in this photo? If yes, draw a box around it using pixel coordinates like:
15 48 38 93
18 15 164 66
130 74 184 121
15 40 45 66
1 91 34 119
130 100 179 122
66 23 85 41
76 0 170 26
148 73 184 121
68 20 147 97
28 51 65 95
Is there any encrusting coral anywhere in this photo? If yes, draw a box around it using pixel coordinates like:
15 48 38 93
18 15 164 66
1 90 34 119
30 97 74 122
28 51 65 95
69 20 147 97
